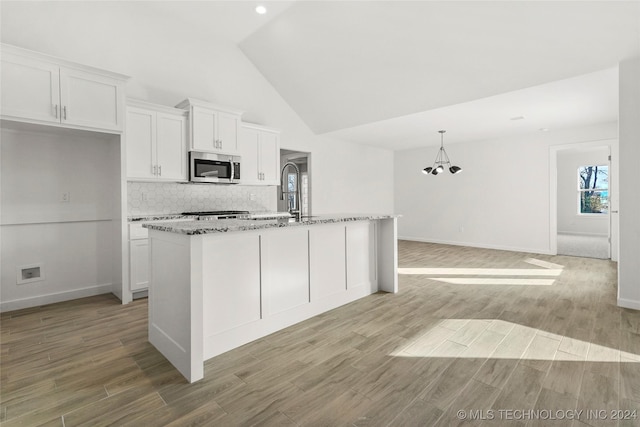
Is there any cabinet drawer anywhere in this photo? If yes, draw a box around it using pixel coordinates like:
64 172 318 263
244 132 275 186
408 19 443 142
129 223 149 240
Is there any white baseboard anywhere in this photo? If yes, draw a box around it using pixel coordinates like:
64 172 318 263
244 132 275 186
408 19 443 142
558 231 609 237
398 235 553 256
617 297 640 311
0 283 113 312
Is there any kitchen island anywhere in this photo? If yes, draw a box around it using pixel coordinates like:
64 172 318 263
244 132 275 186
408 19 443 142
144 214 398 382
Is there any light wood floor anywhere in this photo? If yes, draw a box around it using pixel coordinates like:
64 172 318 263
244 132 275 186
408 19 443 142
2 241 639 426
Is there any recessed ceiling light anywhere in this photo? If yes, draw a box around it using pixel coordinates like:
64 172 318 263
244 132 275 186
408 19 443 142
255 5 267 15
510 116 525 121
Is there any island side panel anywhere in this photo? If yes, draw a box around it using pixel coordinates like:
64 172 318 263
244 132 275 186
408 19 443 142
377 217 398 293
148 230 204 383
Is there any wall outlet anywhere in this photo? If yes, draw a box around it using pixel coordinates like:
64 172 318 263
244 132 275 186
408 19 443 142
250 193 256 201
61 192 70 203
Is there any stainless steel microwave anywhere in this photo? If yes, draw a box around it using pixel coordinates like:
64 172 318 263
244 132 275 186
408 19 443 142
189 152 241 184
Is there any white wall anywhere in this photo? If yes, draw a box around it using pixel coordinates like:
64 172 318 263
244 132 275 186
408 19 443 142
0 127 120 311
0 2 394 215
395 122 618 254
618 57 640 310
557 147 609 235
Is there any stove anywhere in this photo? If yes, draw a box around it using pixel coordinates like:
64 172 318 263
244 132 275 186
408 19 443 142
182 210 250 220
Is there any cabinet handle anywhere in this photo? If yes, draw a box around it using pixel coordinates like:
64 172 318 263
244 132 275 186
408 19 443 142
63 106 67 120
158 165 162 176
54 104 58 118
153 165 157 175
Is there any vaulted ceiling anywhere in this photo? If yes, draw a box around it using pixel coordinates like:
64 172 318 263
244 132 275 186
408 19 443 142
237 1 639 149
146 1 640 149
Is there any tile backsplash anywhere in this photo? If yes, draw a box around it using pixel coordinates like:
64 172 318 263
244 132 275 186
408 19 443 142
127 182 277 216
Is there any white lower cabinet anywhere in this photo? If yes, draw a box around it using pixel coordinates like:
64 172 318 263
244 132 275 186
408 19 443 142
129 239 149 292
128 219 191 295
261 227 310 315
310 224 347 300
202 233 262 337
346 221 377 290
129 223 149 292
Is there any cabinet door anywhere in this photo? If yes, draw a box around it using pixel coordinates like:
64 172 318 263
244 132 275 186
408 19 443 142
259 131 280 184
130 239 149 291
202 233 262 337
59 67 123 131
156 112 187 181
217 111 240 153
191 106 216 151
346 222 376 291
309 225 346 301
261 227 310 315
0 53 60 124
237 126 260 183
126 107 156 179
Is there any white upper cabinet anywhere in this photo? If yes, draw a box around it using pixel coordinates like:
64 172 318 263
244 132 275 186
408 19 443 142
259 129 280 183
126 100 188 182
1 44 127 133
127 106 156 180
1 53 60 124
238 123 280 185
156 112 188 180
175 98 242 154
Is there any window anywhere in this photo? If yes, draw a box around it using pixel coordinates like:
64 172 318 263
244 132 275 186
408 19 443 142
578 165 609 214
287 173 297 210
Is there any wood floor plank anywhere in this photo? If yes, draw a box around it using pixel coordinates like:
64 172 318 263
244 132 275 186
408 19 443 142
576 371 619 427
491 363 546 411
620 357 640 403
529 387 578 427
618 398 640 427
432 378 501 427
541 351 585 398
520 333 561 373
61 386 165 427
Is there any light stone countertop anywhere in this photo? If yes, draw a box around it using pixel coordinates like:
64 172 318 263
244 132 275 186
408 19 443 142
142 214 398 235
129 214 192 222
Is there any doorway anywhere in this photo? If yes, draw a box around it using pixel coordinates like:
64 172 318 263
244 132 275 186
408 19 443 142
550 140 618 260
279 150 311 217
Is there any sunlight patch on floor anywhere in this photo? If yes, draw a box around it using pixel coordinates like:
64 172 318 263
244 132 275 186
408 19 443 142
389 319 639 362
398 268 562 277
398 259 565 286
524 258 565 270
431 277 556 286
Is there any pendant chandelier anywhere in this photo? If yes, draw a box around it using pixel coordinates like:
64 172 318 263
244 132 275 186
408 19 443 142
422 130 462 175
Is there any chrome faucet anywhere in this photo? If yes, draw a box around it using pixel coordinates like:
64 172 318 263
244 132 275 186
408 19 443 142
280 161 302 220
